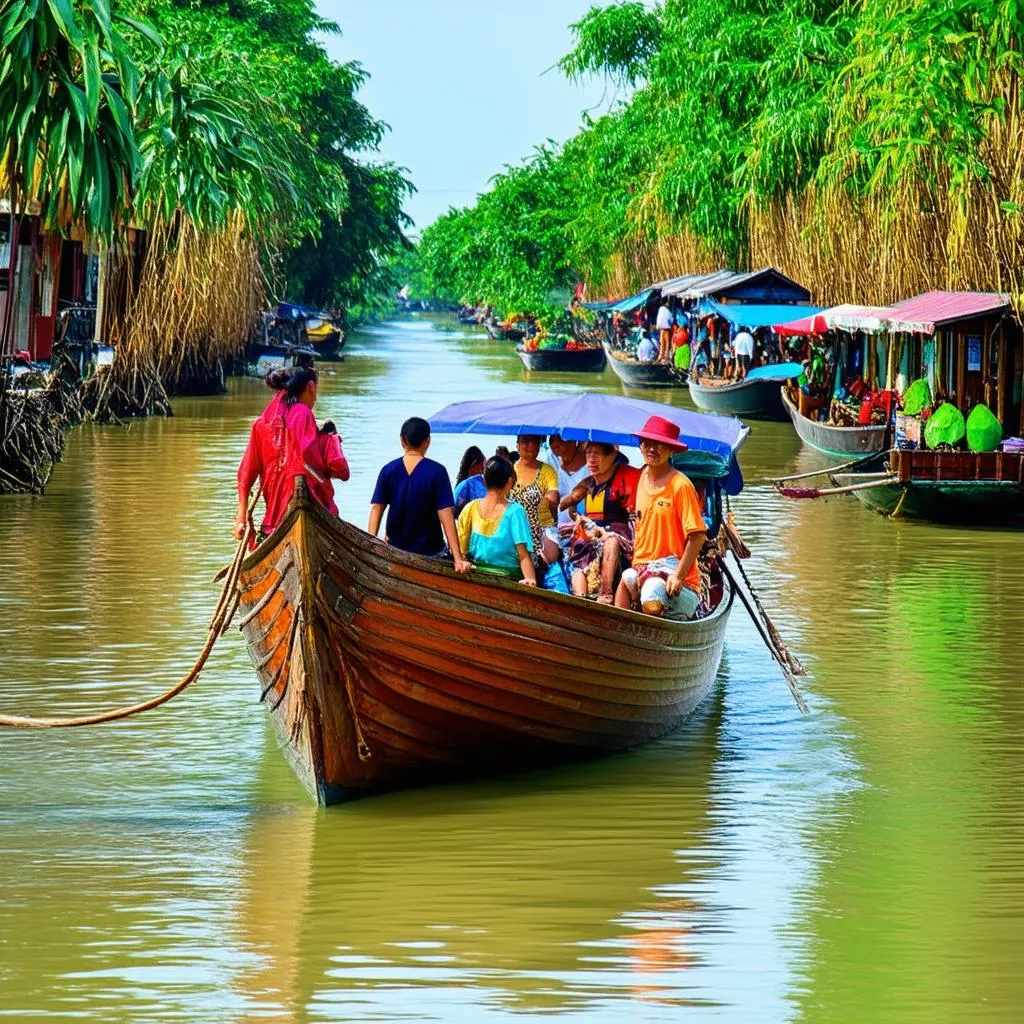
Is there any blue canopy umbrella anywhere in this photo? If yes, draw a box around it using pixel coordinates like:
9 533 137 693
429 392 750 493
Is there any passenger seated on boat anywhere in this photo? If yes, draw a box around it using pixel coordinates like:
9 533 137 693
453 445 487 515
509 435 560 578
636 333 658 364
615 416 707 621
235 367 348 540
456 457 537 586
368 416 470 573
558 442 641 604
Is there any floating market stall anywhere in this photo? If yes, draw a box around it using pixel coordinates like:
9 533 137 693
774 304 894 457
828 292 1024 524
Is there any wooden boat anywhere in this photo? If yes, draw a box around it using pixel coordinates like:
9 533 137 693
236 480 734 805
689 376 787 421
485 322 526 342
831 448 1024 526
603 342 686 388
781 386 887 458
516 346 606 373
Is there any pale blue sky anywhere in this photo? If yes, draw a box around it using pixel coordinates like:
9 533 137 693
316 2 614 231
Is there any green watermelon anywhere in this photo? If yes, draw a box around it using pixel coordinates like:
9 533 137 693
902 378 931 416
966 403 1002 452
924 402 966 448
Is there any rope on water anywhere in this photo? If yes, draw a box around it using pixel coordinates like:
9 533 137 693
0 491 260 729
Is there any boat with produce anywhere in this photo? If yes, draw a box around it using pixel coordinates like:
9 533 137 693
236 393 772 805
602 342 687 388
516 343 605 373
781 385 888 457
688 363 802 420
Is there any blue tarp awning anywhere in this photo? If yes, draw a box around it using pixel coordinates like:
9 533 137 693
611 288 655 314
698 299 824 329
744 361 804 383
429 392 749 493
583 288 656 314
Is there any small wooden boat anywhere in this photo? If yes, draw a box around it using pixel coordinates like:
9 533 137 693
781 386 887 458
516 346 606 373
236 480 733 805
603 343 686 388
689 374 789 421
831 449 1024 526
485 322 526 342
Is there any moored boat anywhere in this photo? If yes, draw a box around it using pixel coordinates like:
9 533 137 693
485 322 526 342
688 363 802 421
781 385 888 457
236 481 734 804
830 449 1024 525
516 346 606 373
602 342 686 388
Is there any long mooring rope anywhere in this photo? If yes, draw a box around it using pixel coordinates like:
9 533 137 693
0 494 259 729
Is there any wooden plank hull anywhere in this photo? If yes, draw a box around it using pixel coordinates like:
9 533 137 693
516 346 606 373
237 488 733 805
781 387 887 458
688 378 786 420
603 344 687 388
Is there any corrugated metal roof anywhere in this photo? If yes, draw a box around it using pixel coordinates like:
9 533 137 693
885 291 1010 333
659 267 809 300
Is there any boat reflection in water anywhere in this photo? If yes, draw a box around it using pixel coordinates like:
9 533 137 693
232 696 728 1019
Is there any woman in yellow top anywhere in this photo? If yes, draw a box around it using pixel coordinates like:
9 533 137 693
508 434 559 558
615 416 707 620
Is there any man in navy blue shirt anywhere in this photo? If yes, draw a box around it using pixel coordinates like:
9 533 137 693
368 417 471 572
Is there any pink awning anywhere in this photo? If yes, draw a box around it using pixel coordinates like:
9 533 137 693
773 304 890 336
885 291 1010 334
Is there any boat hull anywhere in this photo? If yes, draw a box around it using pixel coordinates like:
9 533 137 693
236 487 733 804
486 323 525 342
516 347 606 373
603 344 686 388
689 377 787 420
781 387 887 457
831 474 1024 525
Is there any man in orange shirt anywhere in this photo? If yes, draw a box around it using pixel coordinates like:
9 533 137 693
615 415 707 620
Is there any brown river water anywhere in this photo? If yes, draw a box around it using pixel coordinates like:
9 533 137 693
2 315 1023 1022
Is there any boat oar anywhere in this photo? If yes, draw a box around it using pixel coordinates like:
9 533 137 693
719 556 808 714
776 475 899 500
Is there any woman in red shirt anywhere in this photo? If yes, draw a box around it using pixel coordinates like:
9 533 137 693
234 367 349 540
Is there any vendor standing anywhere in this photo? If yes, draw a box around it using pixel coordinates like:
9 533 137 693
616 416 707 620
655 300 673 364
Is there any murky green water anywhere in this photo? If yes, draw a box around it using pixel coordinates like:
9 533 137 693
2 315 1022 1022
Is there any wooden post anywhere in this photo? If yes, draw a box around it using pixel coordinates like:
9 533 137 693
997 320 1007 429
956 329 966 413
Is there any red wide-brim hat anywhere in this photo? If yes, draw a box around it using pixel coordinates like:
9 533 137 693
634 414 689 452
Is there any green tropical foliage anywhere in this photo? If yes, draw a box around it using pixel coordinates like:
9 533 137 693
414 0 1023 314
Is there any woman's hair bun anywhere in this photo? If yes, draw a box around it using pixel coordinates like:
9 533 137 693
265 368 290 391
